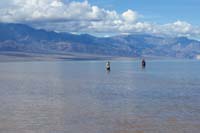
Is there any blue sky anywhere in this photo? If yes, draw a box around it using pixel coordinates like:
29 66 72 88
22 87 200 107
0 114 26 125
0 0 199 38
75 0 200 25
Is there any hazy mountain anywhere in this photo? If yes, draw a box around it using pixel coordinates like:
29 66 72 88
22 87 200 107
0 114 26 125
0 23 200 58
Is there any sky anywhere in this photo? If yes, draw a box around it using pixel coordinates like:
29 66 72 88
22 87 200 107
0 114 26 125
0 0 200 38
84 0 200 25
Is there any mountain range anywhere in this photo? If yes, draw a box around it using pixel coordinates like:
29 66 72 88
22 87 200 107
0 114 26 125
0 23 200 59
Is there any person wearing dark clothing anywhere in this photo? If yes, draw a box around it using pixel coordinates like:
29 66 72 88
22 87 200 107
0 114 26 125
142 59 146 68
106 61 111 71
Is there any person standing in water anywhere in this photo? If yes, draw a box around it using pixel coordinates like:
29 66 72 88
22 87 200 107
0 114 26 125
106 61 111 71
142 59 146 68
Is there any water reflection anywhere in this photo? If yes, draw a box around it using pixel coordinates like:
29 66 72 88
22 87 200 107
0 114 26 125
0 60 200 133
106 69 111 74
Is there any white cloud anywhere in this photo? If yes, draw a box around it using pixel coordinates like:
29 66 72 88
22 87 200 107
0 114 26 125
155 21 200 38
122 9 138 23
0 0 199 38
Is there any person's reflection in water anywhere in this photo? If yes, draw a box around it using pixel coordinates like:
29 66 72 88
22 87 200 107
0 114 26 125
106 69 111 74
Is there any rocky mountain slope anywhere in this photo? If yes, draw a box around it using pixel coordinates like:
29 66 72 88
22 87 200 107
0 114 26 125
0 23 200 58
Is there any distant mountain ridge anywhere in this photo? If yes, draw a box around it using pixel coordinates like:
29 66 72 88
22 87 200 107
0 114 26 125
0 23 200 58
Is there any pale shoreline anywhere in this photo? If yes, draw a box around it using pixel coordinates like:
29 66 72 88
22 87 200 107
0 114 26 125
0 51 138 62
0 51 116 62
0 51 186 62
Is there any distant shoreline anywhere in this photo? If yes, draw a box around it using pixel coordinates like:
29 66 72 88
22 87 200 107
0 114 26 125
0 51 188 62
0 51 124 62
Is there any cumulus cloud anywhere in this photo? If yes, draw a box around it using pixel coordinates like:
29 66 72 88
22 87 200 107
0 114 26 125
122 9 138 23
155 21 200 38
0 0 121 23
0 0 199 38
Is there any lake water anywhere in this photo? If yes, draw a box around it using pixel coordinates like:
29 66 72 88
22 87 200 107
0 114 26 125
0 60 200 133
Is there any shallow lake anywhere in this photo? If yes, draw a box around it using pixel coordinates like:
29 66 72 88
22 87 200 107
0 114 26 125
0 60 200 133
